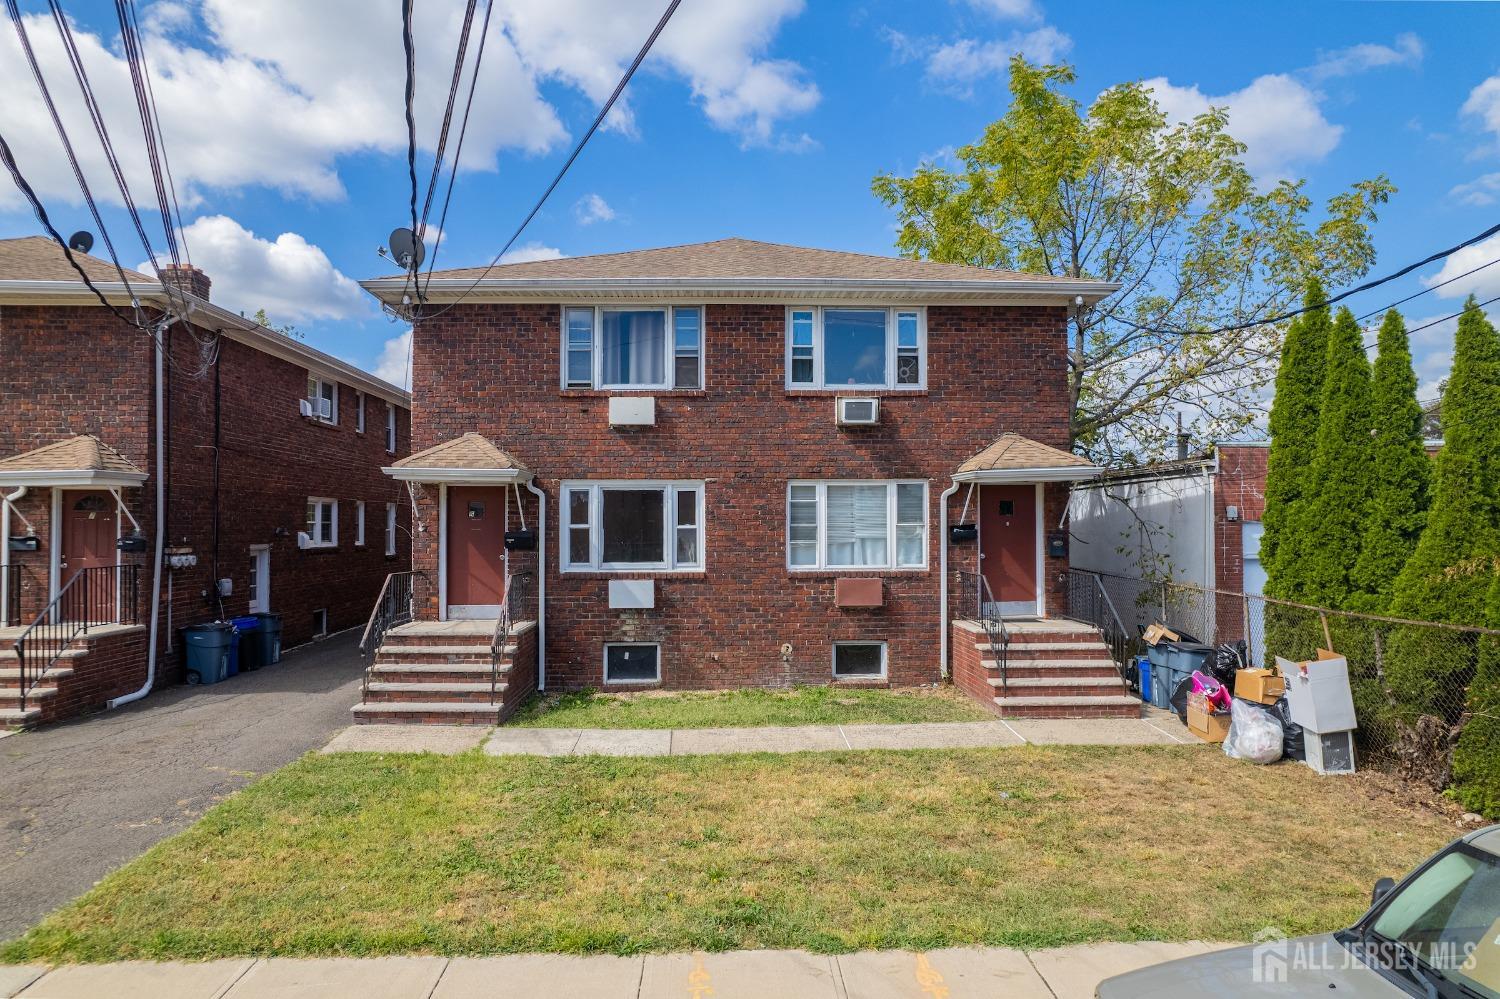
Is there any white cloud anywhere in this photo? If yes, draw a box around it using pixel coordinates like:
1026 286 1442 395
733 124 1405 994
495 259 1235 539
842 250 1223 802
1143 74 1341 182
1422 233 1500 301
140 215 368 324
1464 73 1500 145
959 0 1039 20
1451 172 1500 207
573 193 616 226
887 26 1071 97
1308 33 1423 80
374 330 413 390
0 0 816 212
500 243 564 263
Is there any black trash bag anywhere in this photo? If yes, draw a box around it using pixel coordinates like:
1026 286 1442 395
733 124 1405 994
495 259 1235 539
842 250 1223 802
1169 675 1195 722
1267 695 1305 761
1207 642 1246 690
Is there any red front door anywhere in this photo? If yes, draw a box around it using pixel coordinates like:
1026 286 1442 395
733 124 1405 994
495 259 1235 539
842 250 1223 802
979 484 1038 614
446 486 505 615
61 490 117 622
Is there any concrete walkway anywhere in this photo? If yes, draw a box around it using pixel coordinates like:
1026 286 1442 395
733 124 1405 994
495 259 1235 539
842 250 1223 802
323 710 1199 756
0 941 1237 998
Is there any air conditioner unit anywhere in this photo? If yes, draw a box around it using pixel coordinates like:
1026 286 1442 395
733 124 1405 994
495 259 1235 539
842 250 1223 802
296 531 312 549
836 396 879 426
298 398 314 418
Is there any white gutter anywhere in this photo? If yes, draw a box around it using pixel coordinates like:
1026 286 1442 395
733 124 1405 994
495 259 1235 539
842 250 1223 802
953 464 1103 484
937 478 962 679
110 322 166 709
524 480 547 690
383 467 532 485
1 486 27 627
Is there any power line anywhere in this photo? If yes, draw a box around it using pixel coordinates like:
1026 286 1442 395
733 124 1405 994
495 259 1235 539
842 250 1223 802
414 0 682 322
120 0 191 268
1355 255 1500 324
417 0 479 242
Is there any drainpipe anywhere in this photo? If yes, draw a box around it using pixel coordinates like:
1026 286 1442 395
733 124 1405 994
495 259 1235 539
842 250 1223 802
110 320 166 708
524 479 547 690
937 478 962 679
1 486 28 627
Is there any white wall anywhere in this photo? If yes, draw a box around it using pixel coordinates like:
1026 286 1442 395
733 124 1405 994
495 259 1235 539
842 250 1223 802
1069 468 1215 588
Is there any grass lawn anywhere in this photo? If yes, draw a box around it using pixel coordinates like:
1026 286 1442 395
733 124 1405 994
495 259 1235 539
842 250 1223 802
509 685 991 728
2 746 1457 963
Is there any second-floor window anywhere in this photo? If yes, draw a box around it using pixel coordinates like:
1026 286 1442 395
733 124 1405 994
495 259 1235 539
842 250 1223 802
307 375 338 424
385 404 397 453
355 391 365 433
563 306 702 390
786 307 924 390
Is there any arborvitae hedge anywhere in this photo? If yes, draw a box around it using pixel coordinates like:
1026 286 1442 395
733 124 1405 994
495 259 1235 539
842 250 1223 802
1452 570 1500 818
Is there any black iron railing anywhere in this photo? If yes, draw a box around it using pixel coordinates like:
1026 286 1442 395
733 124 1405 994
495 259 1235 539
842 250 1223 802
959 569 1010 691
2 563 27 627
1065 568 1136 691
13 565 139 712
489 572 532 704
359 570 419 695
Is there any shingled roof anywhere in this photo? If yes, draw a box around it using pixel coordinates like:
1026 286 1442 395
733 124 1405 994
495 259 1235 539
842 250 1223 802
386 434 529 482
954 433 1100 482
0 236 153 284
0 435 147 485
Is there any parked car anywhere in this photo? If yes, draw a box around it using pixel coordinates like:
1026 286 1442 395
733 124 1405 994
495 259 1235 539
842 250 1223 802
1097 825 1500 997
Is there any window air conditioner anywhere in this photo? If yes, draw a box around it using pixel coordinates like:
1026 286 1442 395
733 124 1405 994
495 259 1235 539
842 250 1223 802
836 396 879 426
298 398 314 418
297 531 312 549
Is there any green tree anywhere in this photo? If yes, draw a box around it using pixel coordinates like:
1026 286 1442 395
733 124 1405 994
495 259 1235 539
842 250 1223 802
1260 281 1330 600
252 308 304 340
1295 307 1373 608
871 57 1392 464
1349 310 1430 612
1451 569 1500 818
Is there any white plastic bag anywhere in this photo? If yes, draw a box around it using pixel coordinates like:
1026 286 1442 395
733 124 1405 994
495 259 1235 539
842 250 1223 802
1224 697 1284 764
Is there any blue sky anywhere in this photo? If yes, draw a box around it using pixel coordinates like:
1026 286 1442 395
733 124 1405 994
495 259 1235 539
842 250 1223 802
1 0 1497 400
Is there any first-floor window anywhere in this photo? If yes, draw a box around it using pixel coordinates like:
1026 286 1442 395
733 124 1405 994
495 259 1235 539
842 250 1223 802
306 498 337 548
385 502 398 556
563 481 704 571
787 481 927 570
354 501 366 545
834 642 886 679
605 643 660 684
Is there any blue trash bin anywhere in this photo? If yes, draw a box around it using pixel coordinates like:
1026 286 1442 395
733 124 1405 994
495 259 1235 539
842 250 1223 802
182 623 234 685
1137 656 1152 703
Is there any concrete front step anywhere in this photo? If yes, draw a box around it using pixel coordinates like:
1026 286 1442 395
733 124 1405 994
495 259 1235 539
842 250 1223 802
991 676 1127 697
368 663 511 684
1 706 43 729
0 684 57 705
992 694 1142 719
0 666 74 686
376 643 514 657
352 701 501 725
364 681 507 704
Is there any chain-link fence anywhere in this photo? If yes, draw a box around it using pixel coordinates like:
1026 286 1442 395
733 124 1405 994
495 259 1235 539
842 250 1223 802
1068 569 1500 801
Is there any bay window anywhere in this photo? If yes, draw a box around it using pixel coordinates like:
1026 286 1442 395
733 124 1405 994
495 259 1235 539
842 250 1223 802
563 306 703 390
786 481 927 570
785 307 925 389
563 481 704 571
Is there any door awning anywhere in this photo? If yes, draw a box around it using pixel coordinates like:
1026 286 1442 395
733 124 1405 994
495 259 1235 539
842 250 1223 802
383 432 533 485
953 433 1101 484
0 435 147 488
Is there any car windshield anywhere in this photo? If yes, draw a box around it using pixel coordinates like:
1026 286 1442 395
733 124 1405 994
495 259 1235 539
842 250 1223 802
1371 844 1500 998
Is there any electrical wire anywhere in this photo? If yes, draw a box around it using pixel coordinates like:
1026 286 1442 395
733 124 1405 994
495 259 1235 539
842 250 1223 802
413 0 682 323
119 0 190 269
417 0 478 242
1354 255 1500 324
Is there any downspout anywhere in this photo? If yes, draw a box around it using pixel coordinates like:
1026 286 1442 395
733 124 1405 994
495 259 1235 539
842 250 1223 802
110 320 166 708
523 479 547 690
1 487 28 627
938 478 962 679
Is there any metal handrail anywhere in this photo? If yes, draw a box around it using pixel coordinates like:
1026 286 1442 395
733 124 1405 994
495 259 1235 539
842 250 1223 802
1067 569 1136 691
359 570 419 695
489 575 514 706
13 565 139 713
960 569 1010 692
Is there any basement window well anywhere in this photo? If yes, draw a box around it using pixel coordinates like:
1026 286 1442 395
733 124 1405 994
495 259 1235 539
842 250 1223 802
833 642 886 679
604 643 660 684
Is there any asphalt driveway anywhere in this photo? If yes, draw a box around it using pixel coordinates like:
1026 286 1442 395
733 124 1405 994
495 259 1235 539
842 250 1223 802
0 629 366 942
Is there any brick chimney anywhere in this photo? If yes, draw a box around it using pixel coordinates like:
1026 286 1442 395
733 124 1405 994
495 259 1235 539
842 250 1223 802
158 264 211 301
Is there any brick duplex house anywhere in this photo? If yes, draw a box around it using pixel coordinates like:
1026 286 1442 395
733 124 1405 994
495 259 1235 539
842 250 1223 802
0 236 411 727
354 239 1138 723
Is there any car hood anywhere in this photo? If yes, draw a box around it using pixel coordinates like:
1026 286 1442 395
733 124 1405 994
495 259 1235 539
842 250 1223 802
1095 935 1411 998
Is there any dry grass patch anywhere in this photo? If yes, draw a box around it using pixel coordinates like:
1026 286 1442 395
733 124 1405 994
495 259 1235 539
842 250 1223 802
1 746 1457 963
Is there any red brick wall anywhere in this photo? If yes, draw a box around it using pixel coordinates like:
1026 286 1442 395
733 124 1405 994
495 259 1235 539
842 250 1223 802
409 302 1075 689
1212 444 1268 644
0 304 410 696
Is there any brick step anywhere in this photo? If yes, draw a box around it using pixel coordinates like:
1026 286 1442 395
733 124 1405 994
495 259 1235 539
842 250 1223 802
1 706 42 729
379 624 531 649
981 657 1118 671
0 685 57 704
374 650 507 668
989 676 1125 697
991 694 1142 719
368 664 510 684
999 643 1114 660
363 682 507 704
352 702 501 725
978 632 1103 647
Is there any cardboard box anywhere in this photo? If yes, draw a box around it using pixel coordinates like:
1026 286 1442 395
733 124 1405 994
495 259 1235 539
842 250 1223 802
1186 692 1231 744
1143 623 1180 646
1236 668 1286 705
1276 650 1357 733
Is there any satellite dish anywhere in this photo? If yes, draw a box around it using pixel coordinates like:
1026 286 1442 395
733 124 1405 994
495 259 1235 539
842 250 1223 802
68 230 94 254
388 227 425 269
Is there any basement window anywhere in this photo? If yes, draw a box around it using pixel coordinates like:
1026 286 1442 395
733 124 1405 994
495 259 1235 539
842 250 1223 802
833 642 886 679
605 643 660 684
312 608 328 639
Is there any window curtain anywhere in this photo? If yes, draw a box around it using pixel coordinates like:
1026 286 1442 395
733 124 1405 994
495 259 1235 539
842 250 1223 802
826 484 888 566
602 310 665 385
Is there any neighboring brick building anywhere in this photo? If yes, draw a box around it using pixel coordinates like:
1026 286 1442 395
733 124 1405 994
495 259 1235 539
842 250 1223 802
0 236 411 727
356 238 1133 723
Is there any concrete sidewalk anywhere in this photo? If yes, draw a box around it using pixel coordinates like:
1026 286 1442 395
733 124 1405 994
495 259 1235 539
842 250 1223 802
323 711 1199 757
0 941 1237 998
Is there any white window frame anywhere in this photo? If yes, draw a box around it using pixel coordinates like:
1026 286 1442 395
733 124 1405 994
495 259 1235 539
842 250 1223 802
833 641 888 680
603 642 661 685
385 404 397 453
561 305 704 391
355 391 365 433
306 497 338 549
785 480 928 571
307 374 338 424
561 480 705 573
385 502 398 556
354 501 366 546
784 306 926 390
